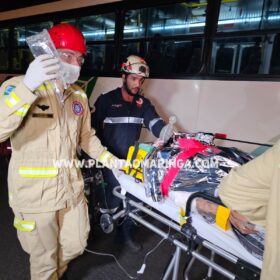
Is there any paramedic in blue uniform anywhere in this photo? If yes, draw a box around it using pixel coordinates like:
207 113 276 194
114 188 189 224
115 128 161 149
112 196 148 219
92 55 170 251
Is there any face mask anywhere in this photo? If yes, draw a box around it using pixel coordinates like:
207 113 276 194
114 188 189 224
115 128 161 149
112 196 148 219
61 61 81 84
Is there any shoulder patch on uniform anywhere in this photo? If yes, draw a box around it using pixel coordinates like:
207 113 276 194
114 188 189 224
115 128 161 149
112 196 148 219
72 101 84 116
4 85 16 96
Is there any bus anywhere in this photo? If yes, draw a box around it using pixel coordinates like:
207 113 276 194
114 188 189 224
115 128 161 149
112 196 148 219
1 0 280 153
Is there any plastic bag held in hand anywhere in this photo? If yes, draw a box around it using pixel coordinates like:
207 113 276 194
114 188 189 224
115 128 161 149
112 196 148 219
23 54 60 91
159 116 177 143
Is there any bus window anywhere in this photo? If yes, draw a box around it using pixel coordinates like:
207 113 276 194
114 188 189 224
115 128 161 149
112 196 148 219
123 1 207 40
120 39 202 75
12 49 33 71
218 0 263 32
218 0 280 32
211 37 268 75
269 34 280 74
261 0 280 29
120 42 146 63
239 44 262 74
0 28 9 70
14 22 53 46
212 43 236 74
83 44 115 74
61 13 116 74
12 22 53 71
122 2 205 76
61 13 115 41
146 39 202 75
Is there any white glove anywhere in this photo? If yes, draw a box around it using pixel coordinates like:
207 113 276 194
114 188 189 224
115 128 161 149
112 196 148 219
23 54 60 91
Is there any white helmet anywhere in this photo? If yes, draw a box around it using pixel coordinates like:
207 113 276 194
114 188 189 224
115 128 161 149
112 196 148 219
121 55 150 78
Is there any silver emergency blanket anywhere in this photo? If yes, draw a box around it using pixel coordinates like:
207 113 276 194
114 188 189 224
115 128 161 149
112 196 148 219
143 132 253 202
142 132 264 260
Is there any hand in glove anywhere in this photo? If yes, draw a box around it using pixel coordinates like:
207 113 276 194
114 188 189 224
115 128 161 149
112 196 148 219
23 54 60 91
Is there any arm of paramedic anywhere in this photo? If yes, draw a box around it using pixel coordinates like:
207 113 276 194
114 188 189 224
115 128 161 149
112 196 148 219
143 99 165 137
0 54 60 142
79 101 119 168
218 142 277 225
0 78 37 143
91 95 106 138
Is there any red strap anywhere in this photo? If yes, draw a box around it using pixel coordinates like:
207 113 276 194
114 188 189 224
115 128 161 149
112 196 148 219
160 139 207 197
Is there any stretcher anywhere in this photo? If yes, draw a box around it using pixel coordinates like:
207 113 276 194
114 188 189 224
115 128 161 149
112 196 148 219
112 174 262 280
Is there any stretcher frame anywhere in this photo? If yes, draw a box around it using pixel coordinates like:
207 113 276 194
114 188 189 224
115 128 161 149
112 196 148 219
112 186 261 280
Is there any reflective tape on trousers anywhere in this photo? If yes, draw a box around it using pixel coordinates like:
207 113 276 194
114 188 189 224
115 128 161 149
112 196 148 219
14 217 36 232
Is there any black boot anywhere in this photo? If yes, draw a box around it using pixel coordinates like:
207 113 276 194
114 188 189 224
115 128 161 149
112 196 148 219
118 217 142 253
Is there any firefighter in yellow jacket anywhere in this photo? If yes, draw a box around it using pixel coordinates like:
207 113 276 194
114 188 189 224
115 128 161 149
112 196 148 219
219 141 280 280
0 23 120 280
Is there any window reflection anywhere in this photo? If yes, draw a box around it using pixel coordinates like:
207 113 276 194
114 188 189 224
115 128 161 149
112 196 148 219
218 0 280 32
124 1 207 39
218 1 263 32
12 49 33 70
121 39 202 75
262 0 280 29
0 29 9 48
211 36 273 75
83 44 115 73
0 49 8 70
61 13 115 41
14 22 53 46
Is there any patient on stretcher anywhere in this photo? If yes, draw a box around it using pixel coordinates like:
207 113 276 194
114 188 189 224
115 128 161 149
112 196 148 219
124 132 273 272
139 132 266 262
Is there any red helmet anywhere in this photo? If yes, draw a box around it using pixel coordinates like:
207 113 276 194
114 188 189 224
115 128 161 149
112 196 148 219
48 23 87 55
